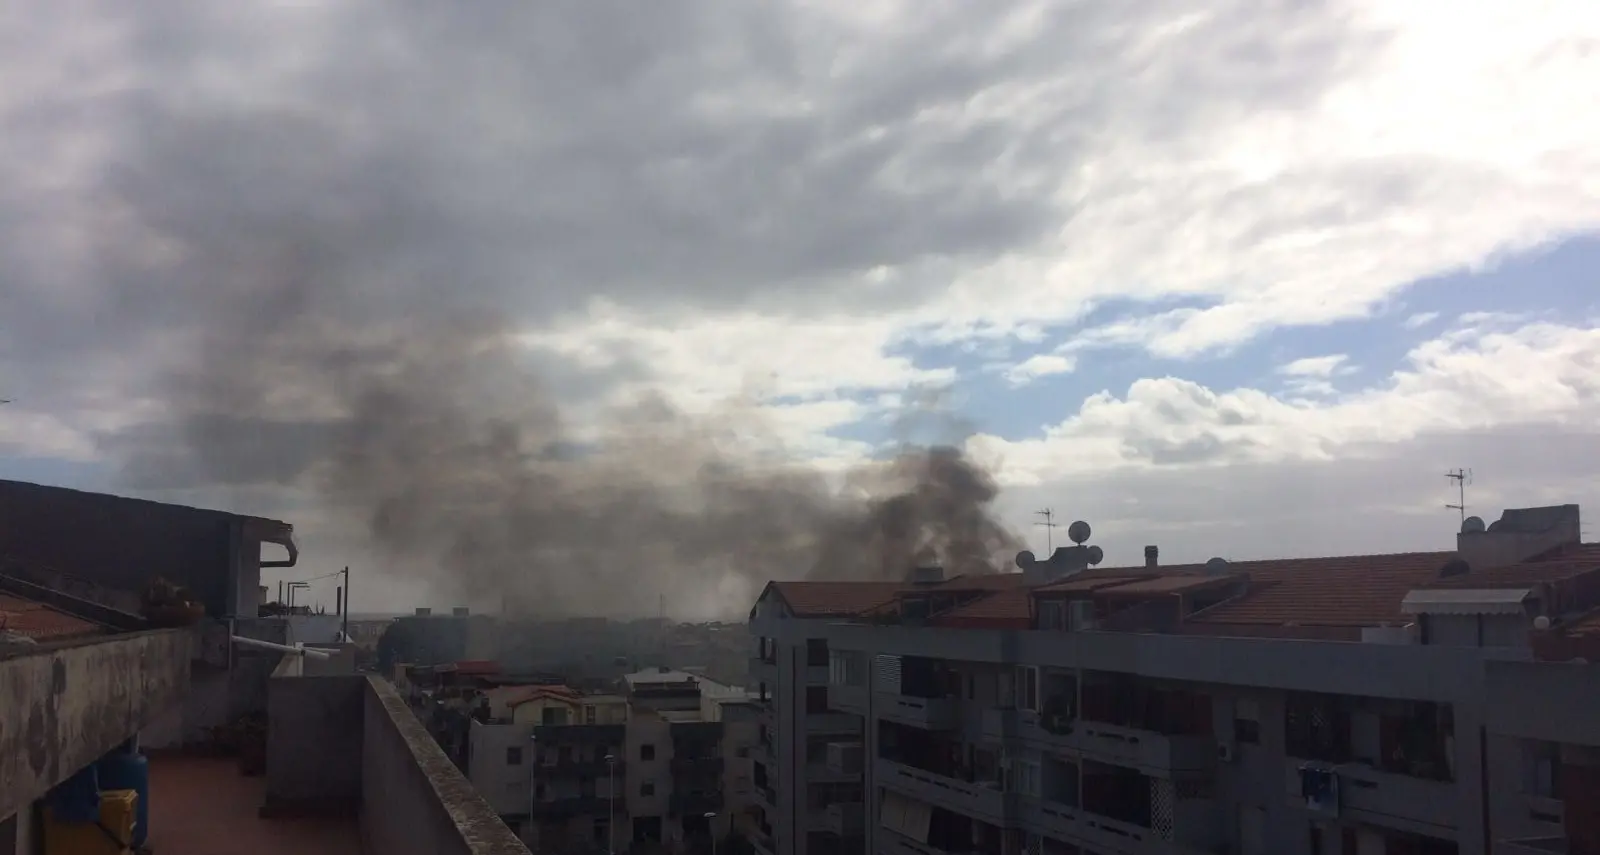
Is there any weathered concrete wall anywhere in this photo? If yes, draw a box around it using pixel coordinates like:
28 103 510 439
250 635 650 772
360 677 530 855
263 675 367 814
0 629 192 820
0 479 238 617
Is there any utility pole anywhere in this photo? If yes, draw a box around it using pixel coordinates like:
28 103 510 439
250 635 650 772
1445 468 1472 525
1035 508 1059 552
341 566 350 642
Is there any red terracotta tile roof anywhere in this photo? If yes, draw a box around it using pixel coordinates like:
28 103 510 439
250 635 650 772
1420 557 1600 589
1035 574 1150 594
1096 575 1238 596
768 581 904 618
0 593 107 641
931 589 1032 626
928 573 1028 591
1180 551 1455 629
506 685 583 708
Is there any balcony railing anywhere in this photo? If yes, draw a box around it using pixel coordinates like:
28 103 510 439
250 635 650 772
820 802 865 837
1499 837 1570 855
829 684 869 715
980 709 1213 776
877 693 958 730
1283 758 1458 832
806 712 860 734
875 759 1008 826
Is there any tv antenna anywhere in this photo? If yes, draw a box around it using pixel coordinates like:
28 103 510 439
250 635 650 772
1035 508 1060 552
1445 468 1472 524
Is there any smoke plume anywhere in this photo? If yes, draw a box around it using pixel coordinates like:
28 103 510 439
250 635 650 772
114 250 1020 618
23 0 1031 618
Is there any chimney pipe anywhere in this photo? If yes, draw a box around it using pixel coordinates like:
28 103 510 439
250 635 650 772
1144 545 1158 568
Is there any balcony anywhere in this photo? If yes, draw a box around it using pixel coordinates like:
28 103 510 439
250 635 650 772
807 762 861 784
807 712 860 734
749 656 777 684
1500 837 1570 855
829 684 870 715
1284 759 1457 833
670 792 721 815
875 759 1008 826
877 693 958 730
531 796 611 818
671 756 726 775
980 710 1213 777
820 802 865 837
533 758 625 778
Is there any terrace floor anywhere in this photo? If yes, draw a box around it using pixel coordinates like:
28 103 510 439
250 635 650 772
147 754 361 855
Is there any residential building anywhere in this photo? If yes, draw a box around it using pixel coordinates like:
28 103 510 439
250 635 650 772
455 666 759 852
749 504 1600 855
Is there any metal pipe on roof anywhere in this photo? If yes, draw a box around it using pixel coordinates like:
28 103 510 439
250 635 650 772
232 635 334 659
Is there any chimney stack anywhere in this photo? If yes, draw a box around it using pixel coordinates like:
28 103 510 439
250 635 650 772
1144 545 1159 568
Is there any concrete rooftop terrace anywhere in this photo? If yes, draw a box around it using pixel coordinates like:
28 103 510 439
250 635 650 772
150 755 360 855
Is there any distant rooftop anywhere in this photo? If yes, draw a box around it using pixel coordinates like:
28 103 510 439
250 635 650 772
756 514 1600 642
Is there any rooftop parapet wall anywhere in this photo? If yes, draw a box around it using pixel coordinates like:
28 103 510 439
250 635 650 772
0 628 193 820
263 673 531 855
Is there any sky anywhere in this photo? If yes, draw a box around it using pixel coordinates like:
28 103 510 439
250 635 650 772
2 0 1599 617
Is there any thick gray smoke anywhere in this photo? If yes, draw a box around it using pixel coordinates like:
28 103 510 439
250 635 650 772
10 0 1036 618
128 273 1019 617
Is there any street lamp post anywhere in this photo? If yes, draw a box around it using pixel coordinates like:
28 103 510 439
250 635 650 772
605 753 617 855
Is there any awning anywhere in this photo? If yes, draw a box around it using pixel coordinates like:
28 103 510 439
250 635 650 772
1400 588 1531 616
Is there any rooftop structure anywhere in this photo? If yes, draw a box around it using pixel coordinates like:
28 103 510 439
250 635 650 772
1 485 530 855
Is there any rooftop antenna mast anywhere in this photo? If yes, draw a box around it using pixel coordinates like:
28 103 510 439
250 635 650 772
1035 508 1060 552
1445 468 1472 525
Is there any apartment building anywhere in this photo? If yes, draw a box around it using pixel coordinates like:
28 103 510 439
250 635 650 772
464 666 759 853
748 504 1600 855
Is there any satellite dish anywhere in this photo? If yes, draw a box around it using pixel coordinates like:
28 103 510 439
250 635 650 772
1534 615 1552 631
1086 546 1104 566
1487 520 1505 533
1067 521 1091 545
1204 557 1229 574
1014 551 1036 570
1461 516 1486 534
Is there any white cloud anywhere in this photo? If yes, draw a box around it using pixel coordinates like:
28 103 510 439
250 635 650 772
975 320 1600 484
1001 354 1076 388
1280 354 1351 378
1404 311 1441 330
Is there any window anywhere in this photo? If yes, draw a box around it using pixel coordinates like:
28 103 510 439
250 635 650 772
1016 666 1039 712
1235 698 1262 744
807 638 829 667
641 780 656 797
1526 740 1563 798
640 743 656 761
806 686 829 714
737 747 751 759
585 706 597 725
506 746 523 765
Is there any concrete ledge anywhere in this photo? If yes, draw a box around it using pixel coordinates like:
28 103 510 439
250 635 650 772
0 628 193 820
361 677 530 855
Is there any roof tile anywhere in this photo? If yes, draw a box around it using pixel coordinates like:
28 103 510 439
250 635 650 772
0 593 106 641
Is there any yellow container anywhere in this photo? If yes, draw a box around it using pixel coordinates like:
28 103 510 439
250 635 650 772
42 789 137 855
